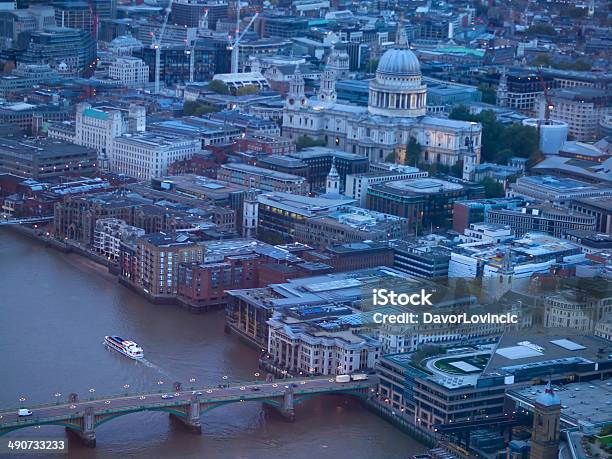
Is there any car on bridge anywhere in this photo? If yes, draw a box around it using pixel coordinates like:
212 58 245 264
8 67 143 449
18 409 32 417
161 394 174 400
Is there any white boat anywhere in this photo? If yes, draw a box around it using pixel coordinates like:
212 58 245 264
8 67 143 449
104 335 144 360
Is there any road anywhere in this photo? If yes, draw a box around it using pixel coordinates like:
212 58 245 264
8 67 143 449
0 377 374 429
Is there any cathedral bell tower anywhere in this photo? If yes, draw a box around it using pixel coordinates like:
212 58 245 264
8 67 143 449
286 65 307 109
318 68 337 103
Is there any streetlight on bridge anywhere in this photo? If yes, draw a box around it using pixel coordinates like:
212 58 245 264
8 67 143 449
123 384 130 396
222 375 228 387
53 393 61 405
157 380 164 393
19 397 26 407
89 388 95 401
189 378 196 390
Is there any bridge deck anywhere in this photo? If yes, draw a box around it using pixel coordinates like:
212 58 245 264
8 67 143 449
0 378 374 432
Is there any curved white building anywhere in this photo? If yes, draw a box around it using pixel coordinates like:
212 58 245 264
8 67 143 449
522 119 568 155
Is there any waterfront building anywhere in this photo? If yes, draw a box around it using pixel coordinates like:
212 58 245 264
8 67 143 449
282 22 482 167
53 192 146 244
135 232 203 301
487 204 597 238
508 175 612 206
293 206 410 249
0 137 96 180
108 57 149 87
110 133 199 179
177 254 260 312
217 163 308 195
377 330 611 429
267 306 381 376
226 266 411 348
93 218 145 262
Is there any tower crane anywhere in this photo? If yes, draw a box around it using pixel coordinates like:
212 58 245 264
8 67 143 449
151 0 173 94
186 8 208 83
228 11 259 74
537 68 554 129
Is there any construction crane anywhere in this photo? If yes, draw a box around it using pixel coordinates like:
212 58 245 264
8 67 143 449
185 8 208 83
537 68 554 125
228 10 259 74
151 0 173 94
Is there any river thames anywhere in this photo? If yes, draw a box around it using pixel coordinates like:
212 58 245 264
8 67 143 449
0 229 426 458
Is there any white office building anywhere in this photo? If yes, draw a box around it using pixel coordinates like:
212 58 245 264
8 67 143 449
110 133 198 179
70 103 146 166
108 57 149 87
267 310 380 375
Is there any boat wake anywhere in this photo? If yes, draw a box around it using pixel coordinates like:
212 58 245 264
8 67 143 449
139 358 171 378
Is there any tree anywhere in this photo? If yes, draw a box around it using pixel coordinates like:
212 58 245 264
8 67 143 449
526 24 557 36
498 124 539 159
183 101 218 116
296 135 326 151
364 58 379 73
480 177 505 198
450 106 540 164
385 151 396 163
405 137 422 166
208 79 229 94
450 160 464 178
236 84 259 96
478 84 496 104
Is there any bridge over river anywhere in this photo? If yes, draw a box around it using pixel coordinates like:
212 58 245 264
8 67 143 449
0 377 375 447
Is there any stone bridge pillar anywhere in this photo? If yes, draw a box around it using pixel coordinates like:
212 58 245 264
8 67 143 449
281 387 295 421
66 406 95 447
170 396 202 433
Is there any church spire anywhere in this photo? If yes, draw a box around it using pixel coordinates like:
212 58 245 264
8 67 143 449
326 157 340 194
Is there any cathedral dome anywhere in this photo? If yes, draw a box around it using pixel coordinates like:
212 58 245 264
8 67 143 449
377 48 421 77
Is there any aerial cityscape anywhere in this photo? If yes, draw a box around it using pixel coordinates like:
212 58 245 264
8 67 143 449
0 0 610 458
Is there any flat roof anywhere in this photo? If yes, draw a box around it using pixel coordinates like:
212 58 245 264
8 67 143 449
509 379 612 426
